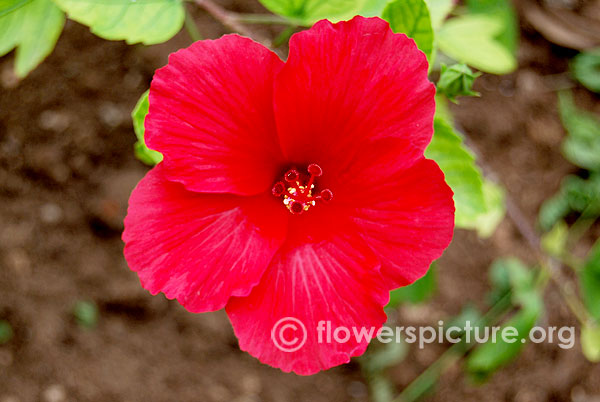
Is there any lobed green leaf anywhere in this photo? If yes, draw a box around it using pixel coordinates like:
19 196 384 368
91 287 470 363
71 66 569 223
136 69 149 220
387 264 436 307
437 14 517 75
538 174 600 230
258 0 366 25
382 0 434 61
0 320 13 344
361 340 408 374
426 116 487 225
467 258 543 381
365 373 396 402
53 0 184 45
466 180 506 238
445 304 484 342
580 240 600 322
72 300 99 329
424 0 453 31
540 220 568 258
582 324 600 363
572 48 600 94
465 0 518 54
0 0 65 77
558 91 600 171
132 90 163 166
466 305 540 382
358 0 389 17
538 193 571 232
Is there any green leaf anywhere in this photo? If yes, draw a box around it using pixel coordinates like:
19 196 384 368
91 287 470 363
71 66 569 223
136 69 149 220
434 94 452 122
466 306 540 382
581 324 600 363
563 175 600 215
540 220 568 258
365 373 396 402
387 264 436 307
426 116 487 223
492 260 532 298
0 320 13 344
132 90 163 166
539 174 600 230
426 113 505 237
0 0 65 77
257 0 366 25
438 15 517 75
572 48 600 93
445 304 484 342
466 180 506 238
53 0 184 45
488 258 540 309
465 0 518 53
424 0 453 30
361 340 408 373
360 337 406 402
382 0 434 60
558 91 600 171
502 259 540 309
538 193 571 232
467 258 543 381
358 0 389 17
487 259 512 304
580 240 600 321
73 301 98 329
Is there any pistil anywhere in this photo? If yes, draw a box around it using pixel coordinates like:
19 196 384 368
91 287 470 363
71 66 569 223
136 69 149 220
271 163 333 215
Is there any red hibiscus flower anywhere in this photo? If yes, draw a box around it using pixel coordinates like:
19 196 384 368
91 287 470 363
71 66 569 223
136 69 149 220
123 16 455 375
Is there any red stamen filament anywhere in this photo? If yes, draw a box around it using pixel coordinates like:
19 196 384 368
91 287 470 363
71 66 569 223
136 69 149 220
271 164 333 215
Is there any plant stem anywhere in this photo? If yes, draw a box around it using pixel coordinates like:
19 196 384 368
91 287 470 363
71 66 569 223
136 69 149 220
193 0 293 57
548 265 589 324
194 0 257 38
184 9 202 42
567 204 598 249
559 251 584 272
273 25 298 47
194 0 274 48
233 13 291 25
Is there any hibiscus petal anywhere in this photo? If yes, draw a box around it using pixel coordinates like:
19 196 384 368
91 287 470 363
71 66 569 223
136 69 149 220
273 16 435 178
145 35 284 195
352 158 455 288
226 235 389 375
123 165 288 312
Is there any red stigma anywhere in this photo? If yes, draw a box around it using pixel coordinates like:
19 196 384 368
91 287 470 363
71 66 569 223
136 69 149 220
307 163 322 176
271 164 333 215
271 182 285 197
285 169 299 182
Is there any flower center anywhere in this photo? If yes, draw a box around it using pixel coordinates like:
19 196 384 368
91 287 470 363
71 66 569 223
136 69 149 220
271 163 333 215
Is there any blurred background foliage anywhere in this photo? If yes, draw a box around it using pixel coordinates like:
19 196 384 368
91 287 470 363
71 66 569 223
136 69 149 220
1 0 599 401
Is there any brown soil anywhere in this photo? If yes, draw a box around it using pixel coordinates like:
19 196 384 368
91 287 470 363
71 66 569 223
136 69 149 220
1 2 599 402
